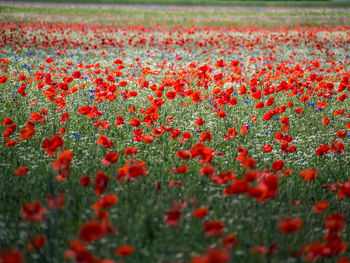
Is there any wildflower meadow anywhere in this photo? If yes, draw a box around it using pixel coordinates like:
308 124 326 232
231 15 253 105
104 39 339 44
0 5 350 263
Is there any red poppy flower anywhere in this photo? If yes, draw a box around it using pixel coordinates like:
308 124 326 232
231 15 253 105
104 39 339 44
0 75 8 84
324 213 344 232
337 93 347 102
280 116 289 124
170 128 180 139
124 147 138 156
338 181 350 199
278 217 302 234
114 245 134 257
101 152 118 166
94 171 109 195
176 165 188 174
165 91 176 100
22 201 46 222
194 117 204 126
190 143 213 163
215 59 225 68
46 192 65 210
199 131 212 142
129 118 141 127
200 165 215 177
165 208 181 226
52 150 73 180
261 144 272 153
179 131 191 143
346 122 350 130
294 108 304 114
19 126 35 141
79 175 91 187
192 247 229 263
267 97 275 106
175 150 190 160
60 112 70 122
192 207 208 219
92 194 118 210
300 168 317 181
41 134 64 156
221 233 238 248
27 234 46 252
315 144 329 156
2 118 13 126
203 220 224 236
331 141 345 154
97 134 114 149
223 179 247 196
79 221 105 243
14 166 28 177
116 159 149 182
6 139 18 147
142 134 154 143
272 160 284 171
72 71 81 79
224 128 237 140
240 124 249 135
323 117 330 125
312 201 330 213
336 130 347 138
255 101 264 109
1 249 24 263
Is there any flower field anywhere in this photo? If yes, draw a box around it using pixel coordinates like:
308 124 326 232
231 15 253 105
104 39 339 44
0 20 350 263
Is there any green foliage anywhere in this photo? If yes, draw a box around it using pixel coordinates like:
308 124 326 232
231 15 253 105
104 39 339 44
0 13 350 263
3 0 350 7
1 5 350 27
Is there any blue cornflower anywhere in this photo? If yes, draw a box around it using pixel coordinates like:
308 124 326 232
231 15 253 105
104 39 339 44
72 132 81 139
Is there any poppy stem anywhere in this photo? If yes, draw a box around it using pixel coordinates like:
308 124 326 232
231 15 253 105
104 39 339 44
47 172 57 263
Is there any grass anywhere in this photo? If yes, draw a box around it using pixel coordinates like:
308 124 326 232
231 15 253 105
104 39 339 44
1 4 350 263
3 0 350 8
1 5 350 27
0 20 350 262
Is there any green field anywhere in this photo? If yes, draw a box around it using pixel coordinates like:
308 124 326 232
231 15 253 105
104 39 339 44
3 0 350 7
0 20 350 262
1 2 350 263
1 5 350 27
